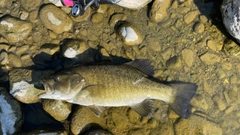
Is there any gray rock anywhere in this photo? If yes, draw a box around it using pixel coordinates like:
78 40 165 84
221 0 240 42
0 16 32 43
39 4 73 34
0 86 23 135
9 68 54 104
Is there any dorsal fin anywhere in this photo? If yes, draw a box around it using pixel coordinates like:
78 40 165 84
125 59 154 76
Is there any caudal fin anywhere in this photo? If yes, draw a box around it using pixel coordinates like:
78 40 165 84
168 82 197 118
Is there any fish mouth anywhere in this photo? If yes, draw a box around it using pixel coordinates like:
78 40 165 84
40 79 53 94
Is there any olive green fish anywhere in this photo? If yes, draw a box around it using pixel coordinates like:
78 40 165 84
39 60 197 118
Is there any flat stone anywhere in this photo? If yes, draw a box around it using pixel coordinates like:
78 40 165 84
42 100 72 122
40 44 60 55
184 10 199 24
8 53 22 68
181 49 195 67
91 13 104 23
39 4 73 34
0 16 32 43
200 52 221 65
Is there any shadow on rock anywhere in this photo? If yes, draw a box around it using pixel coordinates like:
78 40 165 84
193 0 239 45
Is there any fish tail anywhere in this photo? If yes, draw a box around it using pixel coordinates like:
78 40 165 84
168 82 197 118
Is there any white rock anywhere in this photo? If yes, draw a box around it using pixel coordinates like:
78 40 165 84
118 23 143 46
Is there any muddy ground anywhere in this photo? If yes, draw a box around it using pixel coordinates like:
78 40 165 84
0 0 240 134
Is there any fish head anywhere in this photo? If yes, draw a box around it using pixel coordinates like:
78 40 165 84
39 70 86 100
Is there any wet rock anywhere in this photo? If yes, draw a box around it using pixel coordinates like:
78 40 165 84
221 0 240 43
118 23 143 46
222 61 232 70
207 39 217 51
200 52 221 65
83 129 112 135
71 106 106 135
29 10 39 23
0 16 33 43
97 4 109 14
0 0 13 8
62 39 89 58
91 13 104 23
116 0 151 10
70 8 91 22
149 121 174 135
21 129 67 135
20 11 29 20
111 109 129 130
166 56 182 70
16 45 29 56
128 128 150 135
191 94 209 111
0 50 8 65
8 53 22 68
109 13 127 28
212 93 227 111
40 44 60 55
128 109 141 123
42 100 72 122
149 0 171 23
10 80 44 104
193 22 204 33
20 0 42 11
199 15 208 23
181 49 195 67
0 87 23 135
151 100 169 122
175 115 222 134
184 10 199 24
39 4 73 34
9 69 54 104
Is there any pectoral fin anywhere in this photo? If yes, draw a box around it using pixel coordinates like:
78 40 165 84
88 105 105 117
130 99 155 117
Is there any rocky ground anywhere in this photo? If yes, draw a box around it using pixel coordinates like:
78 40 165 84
0 0 240 134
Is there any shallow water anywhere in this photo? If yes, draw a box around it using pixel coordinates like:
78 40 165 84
1 0 240 134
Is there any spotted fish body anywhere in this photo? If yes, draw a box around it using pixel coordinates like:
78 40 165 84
39 60 197 118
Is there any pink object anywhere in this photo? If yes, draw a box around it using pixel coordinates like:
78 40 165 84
62 0 74 6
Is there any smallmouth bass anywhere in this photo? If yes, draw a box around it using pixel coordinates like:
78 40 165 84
39 60 197 118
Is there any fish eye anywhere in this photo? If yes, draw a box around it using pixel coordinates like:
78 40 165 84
53 77 60 82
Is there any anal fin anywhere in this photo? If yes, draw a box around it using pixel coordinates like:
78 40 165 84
130 99 155 117
88 105 105 117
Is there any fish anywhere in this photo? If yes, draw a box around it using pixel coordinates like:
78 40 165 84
39 59 197 118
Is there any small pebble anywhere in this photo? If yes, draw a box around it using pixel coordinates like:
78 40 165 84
193 22 205 33
91 13 104 23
